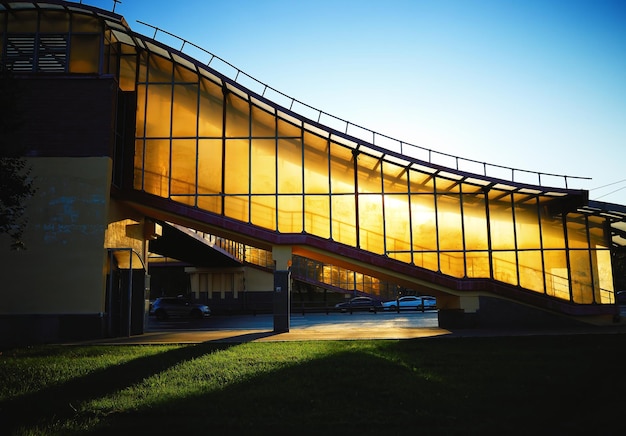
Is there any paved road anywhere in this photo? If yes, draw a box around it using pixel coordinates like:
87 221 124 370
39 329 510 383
90 310 449 344
79 308 626 345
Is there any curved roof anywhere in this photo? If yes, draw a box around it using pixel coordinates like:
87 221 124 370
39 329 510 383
0 0 591 201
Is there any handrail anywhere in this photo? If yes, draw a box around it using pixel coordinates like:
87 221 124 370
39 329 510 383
133 20 591 190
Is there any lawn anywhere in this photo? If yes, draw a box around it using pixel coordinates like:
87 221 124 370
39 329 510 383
1 334 626 435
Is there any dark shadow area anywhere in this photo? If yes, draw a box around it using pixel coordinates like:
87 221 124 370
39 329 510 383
204 331 279 343
77 334 626 435
3 334 626 434
0 343 234 434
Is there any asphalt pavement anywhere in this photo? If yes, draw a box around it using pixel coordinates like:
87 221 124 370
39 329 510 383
77 309 626 345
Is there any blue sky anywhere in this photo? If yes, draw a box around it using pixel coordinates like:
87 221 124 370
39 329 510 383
88 0 626 204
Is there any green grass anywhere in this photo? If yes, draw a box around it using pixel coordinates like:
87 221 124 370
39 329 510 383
2 334 626 435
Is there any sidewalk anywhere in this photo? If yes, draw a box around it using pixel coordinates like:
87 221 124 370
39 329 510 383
77 312 626 345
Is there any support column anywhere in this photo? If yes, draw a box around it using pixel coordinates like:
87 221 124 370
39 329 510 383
272 246 292 332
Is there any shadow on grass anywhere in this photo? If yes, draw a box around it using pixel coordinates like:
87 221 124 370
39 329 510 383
1 329 283 433
0 341 235 434
3 334 626 435
83 334 626 435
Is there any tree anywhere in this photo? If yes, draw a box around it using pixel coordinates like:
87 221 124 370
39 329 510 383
0 68 36 250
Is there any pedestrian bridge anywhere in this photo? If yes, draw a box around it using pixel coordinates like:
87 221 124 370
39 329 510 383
3 1 623 328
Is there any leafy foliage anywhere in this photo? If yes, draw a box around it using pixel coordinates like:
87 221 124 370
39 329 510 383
0 69 36 249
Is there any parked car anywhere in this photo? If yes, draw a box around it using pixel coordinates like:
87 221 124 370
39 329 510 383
382 295 437 311
151 297 211 320
335 296 383 313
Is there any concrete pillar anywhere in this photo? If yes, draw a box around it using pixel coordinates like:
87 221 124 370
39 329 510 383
272 246 292 332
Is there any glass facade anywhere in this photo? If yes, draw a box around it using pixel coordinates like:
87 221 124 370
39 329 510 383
0 4 616 306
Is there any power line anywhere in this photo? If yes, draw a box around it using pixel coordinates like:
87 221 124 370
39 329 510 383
594 186 626 200
591 178 626 191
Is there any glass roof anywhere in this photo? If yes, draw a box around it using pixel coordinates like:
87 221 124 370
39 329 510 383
1 1 595 201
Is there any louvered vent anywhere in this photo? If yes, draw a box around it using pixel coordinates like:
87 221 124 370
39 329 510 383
4 34 68 72
38 35 67 72
5 35 36 71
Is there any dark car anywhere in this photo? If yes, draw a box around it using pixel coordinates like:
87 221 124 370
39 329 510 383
616 291 626 305
335 296 383 313
151 297 211 320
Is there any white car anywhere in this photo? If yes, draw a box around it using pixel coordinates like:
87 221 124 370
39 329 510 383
382 296 437 311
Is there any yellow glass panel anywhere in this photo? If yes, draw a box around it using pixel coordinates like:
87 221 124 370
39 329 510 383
69 34 100 73
133 139 144 190
224 196 249 222
518 250 544 293
414 252 438 272
515 201 541 249
137 51 148 83
540 207 566 249
463 193 488 250
145 84 172 138
170 139 196 196
252 105 276 137
595 249 614 302
588 216 608 248
198 77 223 137
382 161 408 194
40 11 69 32
357 153 381 194
303 132 328 194
172 84 198 137
198 139 222 195
278 138 303 194
332 195 356 247
389 251 412 264
71 13 100 32
409 168 435 193
198 195 221 214
460 181 483 194
143 139 170 198
437 194 463 251
544 250 568 299
489 194 515 249
118 54 137 91
278 195 303 233
8 11 37 32
440 252 465 278
435 176 460 193
466 251 490 278
330 142 354 194
384 194 411 257
411 193 437 251
492 251 518 286
148 54 173 83
251 139 276 194
171 195 194 207
135 84 146 137
173 63 197 83
567 215 590 249
250 196 275 230
224 139 249 194
359 194 384 254
570 250 592 303
304 195 330 239
225 92 249 137
278 119 301 137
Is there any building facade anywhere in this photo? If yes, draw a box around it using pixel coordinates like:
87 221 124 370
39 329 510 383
0 1 623 346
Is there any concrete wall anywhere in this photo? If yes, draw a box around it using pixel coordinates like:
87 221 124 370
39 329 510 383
0 157 111 315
